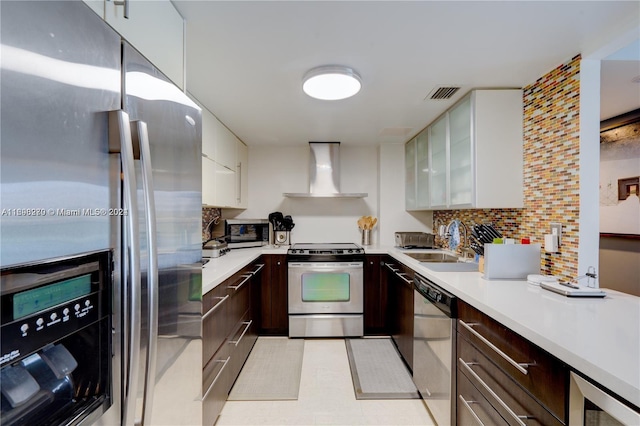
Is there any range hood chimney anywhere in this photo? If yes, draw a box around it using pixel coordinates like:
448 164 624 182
283 142 368 198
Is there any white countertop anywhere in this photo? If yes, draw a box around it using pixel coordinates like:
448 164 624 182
385 246 640 409
202 245 289 294
202 244 640 407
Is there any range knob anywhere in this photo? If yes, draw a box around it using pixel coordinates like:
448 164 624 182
347 249 353 253
50 313 57 321
63 308 70 316
36 318 44 327
20 324 29 333
74 303 81 312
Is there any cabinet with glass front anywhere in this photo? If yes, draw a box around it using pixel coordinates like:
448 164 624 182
405 89 523 210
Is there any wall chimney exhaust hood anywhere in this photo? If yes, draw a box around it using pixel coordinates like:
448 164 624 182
283 142 368 198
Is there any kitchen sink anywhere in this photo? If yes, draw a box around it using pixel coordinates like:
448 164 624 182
420 262 479 272
404 252 460 263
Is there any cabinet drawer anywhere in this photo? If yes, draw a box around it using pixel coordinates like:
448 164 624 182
458 303 567 420
227 312 258 391
458 336 564 426
227 273 252 326
202 344 231 426
202 285 231 365
458 369 509 426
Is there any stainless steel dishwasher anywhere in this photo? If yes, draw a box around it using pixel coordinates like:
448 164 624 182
413 273 457 426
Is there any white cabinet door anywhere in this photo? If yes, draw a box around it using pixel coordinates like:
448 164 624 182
405 138 417 210
448 96 472 207
236 141 249 209
201 106 216 158
202 156 237 208
82 0 104 16
429 116 448 208
215 123 238 171
415 131 430 209
104 0 184 89
202 156 217 206
214 162 236 207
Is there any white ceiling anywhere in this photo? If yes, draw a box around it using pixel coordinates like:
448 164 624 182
174 1 640 146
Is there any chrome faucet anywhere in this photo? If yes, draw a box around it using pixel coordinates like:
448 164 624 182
445 219 474 259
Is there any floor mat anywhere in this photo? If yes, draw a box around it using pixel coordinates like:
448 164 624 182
345 338 420 400
227 337 304 401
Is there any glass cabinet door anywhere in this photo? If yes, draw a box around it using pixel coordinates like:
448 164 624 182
448 96 472 206
405 138 417 210
429 116 447 207
416 130 430 208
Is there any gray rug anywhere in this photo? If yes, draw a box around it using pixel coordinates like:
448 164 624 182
345 338 419 399
227 337 304 401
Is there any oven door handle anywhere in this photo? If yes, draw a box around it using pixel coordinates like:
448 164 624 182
288 262 363 269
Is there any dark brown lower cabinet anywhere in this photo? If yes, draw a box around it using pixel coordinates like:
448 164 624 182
259 254 288 335
364 254 388 335
202 259 262 426
456 299 568 426
385 258 414 371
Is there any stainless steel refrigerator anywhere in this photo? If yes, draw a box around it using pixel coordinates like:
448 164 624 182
1 2 202 425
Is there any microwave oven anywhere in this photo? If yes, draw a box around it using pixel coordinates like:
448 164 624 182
224 219 270 248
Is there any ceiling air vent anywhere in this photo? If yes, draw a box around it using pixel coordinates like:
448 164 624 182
426 86 461 100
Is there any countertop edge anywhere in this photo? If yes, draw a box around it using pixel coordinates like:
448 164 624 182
200 244 639 408
385 248 640 409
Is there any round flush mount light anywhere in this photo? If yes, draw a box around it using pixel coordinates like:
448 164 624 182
302 65 362 100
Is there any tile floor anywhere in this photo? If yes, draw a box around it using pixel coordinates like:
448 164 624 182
216 338 435 426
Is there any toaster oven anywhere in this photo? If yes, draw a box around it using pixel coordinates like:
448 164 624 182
395 232 436 249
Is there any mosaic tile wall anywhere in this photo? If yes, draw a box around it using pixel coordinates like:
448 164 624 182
202 207 222 242
434 55 582 281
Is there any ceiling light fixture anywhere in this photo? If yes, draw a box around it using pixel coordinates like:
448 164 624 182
302 65 361 101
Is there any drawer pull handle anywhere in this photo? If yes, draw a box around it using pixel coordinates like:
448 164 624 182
228 320 253 347
203 295 229 319
458 395 485 426
397 272 414 285
202 356 230 400
228 274 252 291
385 263 400 273
459 358 530 426
250 264 265 275
459 320 531 375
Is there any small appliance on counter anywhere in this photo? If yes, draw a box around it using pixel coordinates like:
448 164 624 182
395 232 435 249
202 239 229 258
268 212 295 246
224 219 270 249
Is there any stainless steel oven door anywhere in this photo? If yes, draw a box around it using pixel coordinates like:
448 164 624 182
288 262 363 314
569 372 640 425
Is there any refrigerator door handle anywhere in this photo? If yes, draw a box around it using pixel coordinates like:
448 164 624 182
131 120 159 425
109 110 142 426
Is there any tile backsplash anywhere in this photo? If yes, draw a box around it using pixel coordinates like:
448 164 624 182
202 207 222 242
434 55 582 281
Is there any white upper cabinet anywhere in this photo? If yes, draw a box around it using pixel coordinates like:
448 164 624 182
83 0 184 89
405 138 417 210
197 99 249 209
236 141 249 209
428 115 448 208
406 89 523 210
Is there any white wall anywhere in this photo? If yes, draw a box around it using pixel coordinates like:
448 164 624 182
235 143 432 246
378 144 432 246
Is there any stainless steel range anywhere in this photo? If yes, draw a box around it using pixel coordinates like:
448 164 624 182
287 243 364 337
